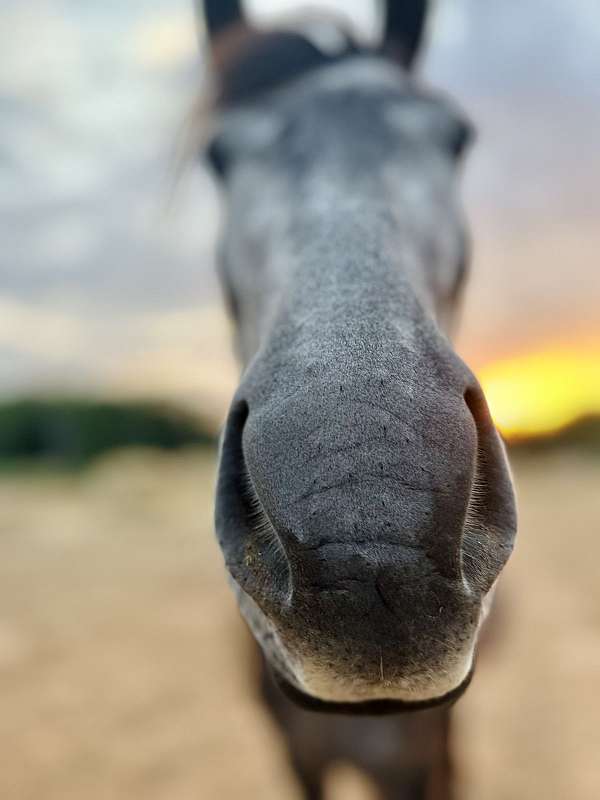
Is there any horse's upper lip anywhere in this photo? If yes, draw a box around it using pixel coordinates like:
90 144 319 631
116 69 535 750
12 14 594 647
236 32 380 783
270 663 475 715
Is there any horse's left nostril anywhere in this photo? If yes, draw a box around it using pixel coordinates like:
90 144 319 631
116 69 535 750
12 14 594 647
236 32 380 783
461 384 517 594
463 384 494 437
215 399 292 608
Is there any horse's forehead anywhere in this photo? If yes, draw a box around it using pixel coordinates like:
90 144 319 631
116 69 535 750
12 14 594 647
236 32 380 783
270 57 411 123
298 56 409 94
259 62 452 171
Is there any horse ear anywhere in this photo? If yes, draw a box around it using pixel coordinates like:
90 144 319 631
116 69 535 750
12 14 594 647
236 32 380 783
201 0 244 40
381 0 430 69
199 0 256 84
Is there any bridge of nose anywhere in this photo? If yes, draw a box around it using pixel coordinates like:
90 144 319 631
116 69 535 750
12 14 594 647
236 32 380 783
242 373 477 584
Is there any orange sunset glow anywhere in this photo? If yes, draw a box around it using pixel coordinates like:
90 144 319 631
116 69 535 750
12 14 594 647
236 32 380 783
478 345 600 440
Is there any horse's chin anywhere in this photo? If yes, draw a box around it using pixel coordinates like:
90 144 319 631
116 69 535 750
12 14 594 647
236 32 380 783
234 578 479 715
270 662 476 716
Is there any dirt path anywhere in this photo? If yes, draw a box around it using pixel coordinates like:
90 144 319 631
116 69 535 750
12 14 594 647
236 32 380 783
0 449 598 799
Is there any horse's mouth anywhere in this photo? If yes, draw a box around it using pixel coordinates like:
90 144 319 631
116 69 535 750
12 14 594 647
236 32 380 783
271 664 475 715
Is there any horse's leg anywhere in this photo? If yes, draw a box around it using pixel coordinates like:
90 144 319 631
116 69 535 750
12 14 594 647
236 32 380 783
373 769 429 800
375 768 454 800
256 650 326 799
287 754 325 800
425 710 455 800
372 710 455 800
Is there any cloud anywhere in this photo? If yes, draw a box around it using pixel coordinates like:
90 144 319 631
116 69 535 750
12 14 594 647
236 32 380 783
246 0 377 38
0 296 88 360
0 294 236 421
0 5 83 97
131 8 199 70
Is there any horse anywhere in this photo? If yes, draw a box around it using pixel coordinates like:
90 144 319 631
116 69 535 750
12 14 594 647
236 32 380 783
199 2 517 797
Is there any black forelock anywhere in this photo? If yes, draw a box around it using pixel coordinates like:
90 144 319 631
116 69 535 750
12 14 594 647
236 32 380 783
216 28 362 108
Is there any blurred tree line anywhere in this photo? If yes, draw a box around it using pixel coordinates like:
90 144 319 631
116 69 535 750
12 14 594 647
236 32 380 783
509 415 600 455
0 397 597 471
0 398 216 468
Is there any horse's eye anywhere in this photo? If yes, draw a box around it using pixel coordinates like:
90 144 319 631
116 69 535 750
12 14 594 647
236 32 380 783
205 136 229 178
446 118 474 160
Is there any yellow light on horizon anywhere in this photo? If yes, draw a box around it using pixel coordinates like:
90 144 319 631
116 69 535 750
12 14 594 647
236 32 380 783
478 346 600 439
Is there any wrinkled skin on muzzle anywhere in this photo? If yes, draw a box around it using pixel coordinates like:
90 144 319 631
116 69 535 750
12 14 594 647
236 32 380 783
211 57 517 710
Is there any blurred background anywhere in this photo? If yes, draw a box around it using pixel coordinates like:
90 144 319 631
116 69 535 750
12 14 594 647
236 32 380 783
1 1 599 798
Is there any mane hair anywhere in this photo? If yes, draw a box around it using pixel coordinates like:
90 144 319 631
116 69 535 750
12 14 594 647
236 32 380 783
210 19 363 108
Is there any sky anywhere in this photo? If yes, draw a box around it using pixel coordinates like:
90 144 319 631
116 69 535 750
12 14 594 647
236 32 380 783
1 0 599 431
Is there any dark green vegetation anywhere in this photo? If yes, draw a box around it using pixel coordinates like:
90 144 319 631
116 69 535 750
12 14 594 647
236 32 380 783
0 397 597 472
509 415 600 456
0 398 216 469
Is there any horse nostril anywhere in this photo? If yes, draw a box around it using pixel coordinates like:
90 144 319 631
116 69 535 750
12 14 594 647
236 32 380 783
215 399 292 606
461 384 516 594
463 384 494 434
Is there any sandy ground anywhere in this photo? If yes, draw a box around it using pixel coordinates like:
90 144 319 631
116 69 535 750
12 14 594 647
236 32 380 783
0 448 599 800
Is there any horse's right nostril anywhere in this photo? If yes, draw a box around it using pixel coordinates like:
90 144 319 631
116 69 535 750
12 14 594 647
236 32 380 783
215 399 292 608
